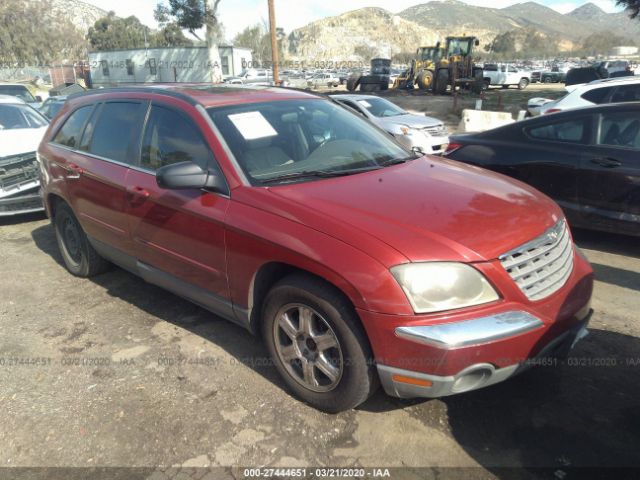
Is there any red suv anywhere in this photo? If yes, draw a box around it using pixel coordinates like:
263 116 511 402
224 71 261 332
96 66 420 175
38 85 593 412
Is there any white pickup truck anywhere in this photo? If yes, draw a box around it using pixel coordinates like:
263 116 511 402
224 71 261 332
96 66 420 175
482 64 531 90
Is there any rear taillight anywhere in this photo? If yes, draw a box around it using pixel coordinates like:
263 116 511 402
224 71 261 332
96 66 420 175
544 108 562 114
443 143 462 156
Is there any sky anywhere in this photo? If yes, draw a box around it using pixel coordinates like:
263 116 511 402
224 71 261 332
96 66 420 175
82 0 624 40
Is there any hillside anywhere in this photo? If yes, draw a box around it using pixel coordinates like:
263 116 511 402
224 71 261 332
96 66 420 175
288 8 439 61
287 0 640 61
47 0 108 32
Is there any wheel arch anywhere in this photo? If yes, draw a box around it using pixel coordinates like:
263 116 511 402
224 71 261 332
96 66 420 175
246 261 362 336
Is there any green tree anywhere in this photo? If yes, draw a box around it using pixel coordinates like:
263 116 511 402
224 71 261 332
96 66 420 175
155 0 224 81
0 0 87 65
579 32 634 56
233 23 286 66
153 23 193 47
88 12 152 51
617 0 640 19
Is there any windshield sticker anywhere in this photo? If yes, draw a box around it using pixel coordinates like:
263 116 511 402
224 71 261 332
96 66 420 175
357 100 372 108
228 111 277 140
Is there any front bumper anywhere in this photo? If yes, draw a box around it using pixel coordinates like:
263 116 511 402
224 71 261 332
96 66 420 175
377 307 592 398
394 133 450 155
0 186 44 216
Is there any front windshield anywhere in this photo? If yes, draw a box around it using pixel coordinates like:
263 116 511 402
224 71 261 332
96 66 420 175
0 85 36 103
355 98 406 118
447 38 471 56
208 99 410 185
0 103 48 129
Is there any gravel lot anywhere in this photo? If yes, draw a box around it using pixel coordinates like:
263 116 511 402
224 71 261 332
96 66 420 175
1 208 639 479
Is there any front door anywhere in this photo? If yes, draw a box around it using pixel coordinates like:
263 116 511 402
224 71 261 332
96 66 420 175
125 102 232 314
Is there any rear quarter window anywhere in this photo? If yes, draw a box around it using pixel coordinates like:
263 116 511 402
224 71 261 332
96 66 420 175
52 105 93 148
581 87 612 105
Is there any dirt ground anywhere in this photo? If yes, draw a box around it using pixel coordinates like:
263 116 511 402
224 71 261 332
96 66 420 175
318 82 569 133
1 204 639 479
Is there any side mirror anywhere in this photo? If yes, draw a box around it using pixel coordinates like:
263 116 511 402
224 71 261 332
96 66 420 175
156 161 226 193
35 95 43 102
475 39 480 46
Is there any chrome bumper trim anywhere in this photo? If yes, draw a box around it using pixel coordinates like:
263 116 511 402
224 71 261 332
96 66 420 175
395 310 544 349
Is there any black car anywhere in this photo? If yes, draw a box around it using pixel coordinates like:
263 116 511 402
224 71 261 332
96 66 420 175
444 102 640 236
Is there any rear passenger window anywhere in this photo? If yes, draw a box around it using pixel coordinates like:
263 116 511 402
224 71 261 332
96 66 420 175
527 119 586 143
88 102 146 163
610 84 640 103
581 87 611 104
140 105 213 171
53 106 92 148
599 111 640 148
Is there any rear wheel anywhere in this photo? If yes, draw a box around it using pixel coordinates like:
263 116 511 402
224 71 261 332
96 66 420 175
543 76 552 84
262 274 377 412
54 202 109 277
518 78 529 90
346 74 361 92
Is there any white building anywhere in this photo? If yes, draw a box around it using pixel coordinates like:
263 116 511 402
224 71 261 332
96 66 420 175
611 46 639 57
88 46 252 87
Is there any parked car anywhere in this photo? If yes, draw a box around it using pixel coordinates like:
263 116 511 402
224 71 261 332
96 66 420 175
39 95 68 119
0 95 48 216
482 63 531 89
39 85 593 412
540 70 566 84
0 83 43 109
307 72 340 88
331 94 449 154
225 68 272 85
445 102 640 236
527 76 640 116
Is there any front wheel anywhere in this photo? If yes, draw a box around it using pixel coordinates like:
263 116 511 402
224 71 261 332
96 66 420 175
262 274 377 412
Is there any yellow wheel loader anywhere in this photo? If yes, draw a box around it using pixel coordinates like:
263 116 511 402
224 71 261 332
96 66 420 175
393 44 444 90
432 36 484 95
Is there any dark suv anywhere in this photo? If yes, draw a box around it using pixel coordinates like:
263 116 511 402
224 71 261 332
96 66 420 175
38 85 593 412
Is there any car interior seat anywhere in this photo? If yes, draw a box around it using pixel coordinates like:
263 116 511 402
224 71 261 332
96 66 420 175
602 123 620 145
618 120 640 146
240 137 293 173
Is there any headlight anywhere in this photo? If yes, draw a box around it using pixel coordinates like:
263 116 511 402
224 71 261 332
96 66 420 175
391 262 499 313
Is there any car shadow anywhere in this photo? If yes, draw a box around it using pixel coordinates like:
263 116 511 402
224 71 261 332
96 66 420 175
359 329 640 473
572 227 639 260
0 211 47 226
589 262 640 292
30 223 285 390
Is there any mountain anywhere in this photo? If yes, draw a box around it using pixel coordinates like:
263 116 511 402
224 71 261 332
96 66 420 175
47 0 108 32
287 1 640 61
288 8 439 61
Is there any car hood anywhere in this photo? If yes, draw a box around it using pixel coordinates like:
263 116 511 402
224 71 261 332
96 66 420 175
382 113 441 129
0 127 47 158
264 157 563 263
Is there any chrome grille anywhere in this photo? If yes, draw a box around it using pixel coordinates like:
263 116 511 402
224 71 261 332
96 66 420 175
423 125 448 137
499 220 574 301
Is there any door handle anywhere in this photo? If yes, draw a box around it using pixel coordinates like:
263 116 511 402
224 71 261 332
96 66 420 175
65 163 84 179
126 185 150 199
590 157 622 168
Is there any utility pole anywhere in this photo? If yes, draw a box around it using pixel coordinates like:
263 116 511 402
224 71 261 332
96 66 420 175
268 0 280 85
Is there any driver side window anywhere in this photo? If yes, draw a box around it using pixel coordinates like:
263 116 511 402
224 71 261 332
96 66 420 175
141 105 214 171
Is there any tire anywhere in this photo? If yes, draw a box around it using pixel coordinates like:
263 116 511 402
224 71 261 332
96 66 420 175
360 82 380 92
501 84 509 89
518 78 529 90
416 70 433 90
54 202 110 277
434 69 448 95
543 76 552 84
262 274 378 413
346 75 361 92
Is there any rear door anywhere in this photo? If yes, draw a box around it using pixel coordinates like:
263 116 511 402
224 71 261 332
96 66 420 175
125 101 232 311
67 100 147 254
578 107 640 235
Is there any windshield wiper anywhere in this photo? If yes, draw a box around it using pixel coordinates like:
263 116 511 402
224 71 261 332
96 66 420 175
260 166 382 185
